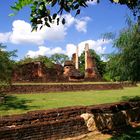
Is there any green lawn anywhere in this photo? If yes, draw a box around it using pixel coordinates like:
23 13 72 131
0 85 140 116
13 81 114 85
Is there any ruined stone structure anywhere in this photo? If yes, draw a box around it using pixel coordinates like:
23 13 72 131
12 61 64 82
63 60 84 81
76 46 79 69
72 46 79 70
71 43 101 81
12 43 101 82
84 43 101 80
63 60 75 77
12 61 45 82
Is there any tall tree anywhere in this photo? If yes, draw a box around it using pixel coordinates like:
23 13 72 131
0 44 16 87
50 53 69 65
11 0 140 30
106 22 140 83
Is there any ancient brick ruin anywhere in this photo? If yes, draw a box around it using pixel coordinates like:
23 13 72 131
84 43 101 80
12 43 102 82
12 61 64 82
63 60 84 81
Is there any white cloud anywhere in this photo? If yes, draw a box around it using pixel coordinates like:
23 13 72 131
44 23 67 41
86 0 97 5
63 14 90 33
75 20 87 33
0 32 11 43
26 46 49 58
63 14 75 27
26 38 111 59
66 44 77 58
26 46 65 58
50 47 65 54
75 17 91 33
0 14 91 45
78 39 111 55
66 39 112 58
9 20 67 45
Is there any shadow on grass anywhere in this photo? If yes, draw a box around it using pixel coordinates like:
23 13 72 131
109 127 140 140
0 94 33 111
121 96 140 102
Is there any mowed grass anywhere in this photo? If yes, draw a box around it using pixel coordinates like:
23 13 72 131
0 85 140 116
13 81 119 85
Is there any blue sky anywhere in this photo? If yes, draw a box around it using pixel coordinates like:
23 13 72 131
0 0 134 60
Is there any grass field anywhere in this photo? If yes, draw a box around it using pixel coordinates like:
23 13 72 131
0 85 140 116
13 81 114 85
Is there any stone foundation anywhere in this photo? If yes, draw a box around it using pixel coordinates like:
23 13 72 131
5 83 123 94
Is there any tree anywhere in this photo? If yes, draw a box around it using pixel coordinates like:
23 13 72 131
18 55 54 68
50 53 69 65
0 44 16 92
79 49 106 76
105 23 140 83
11 0 140 30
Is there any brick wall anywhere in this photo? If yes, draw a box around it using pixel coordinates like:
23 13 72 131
0 101 140 140
0 106 86 127
5 83 123 93
0 117 88 140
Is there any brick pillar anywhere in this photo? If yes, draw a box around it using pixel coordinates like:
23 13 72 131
85 43 89 70
75 46 79 69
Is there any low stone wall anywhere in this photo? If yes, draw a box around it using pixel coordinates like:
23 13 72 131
0 101 140 140
0 117 88 140
0 106 86 127
6 83 123 93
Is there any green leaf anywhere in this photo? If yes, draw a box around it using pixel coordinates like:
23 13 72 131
11 6 19 11
57 18 60 25
53 13 57 19
76 9 80 16
62 18 65 25
74 4 79 10
48 16 52 23
45 21 51 27
8 13 15 17
51 0 57 7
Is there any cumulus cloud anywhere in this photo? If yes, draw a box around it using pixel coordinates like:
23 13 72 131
78 39 111 55
66 39 112 58
0 32 11 43
9 20 67 45
26 39 111 59
86 0 98 5
26 46 50 58
0 14 91 45
64 14 91 33
63 14 75 27
26 46 65 58
75 17 90 33
65 44 77 57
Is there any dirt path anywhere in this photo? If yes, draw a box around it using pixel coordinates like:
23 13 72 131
62 132 112 140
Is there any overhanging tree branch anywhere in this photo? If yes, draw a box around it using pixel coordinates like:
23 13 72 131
11 0 140 30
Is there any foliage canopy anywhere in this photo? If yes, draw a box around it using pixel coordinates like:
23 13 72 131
50 53 69 65
0 44 16 90
11 0 140 30
106 23 140 83
18 55 54 68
